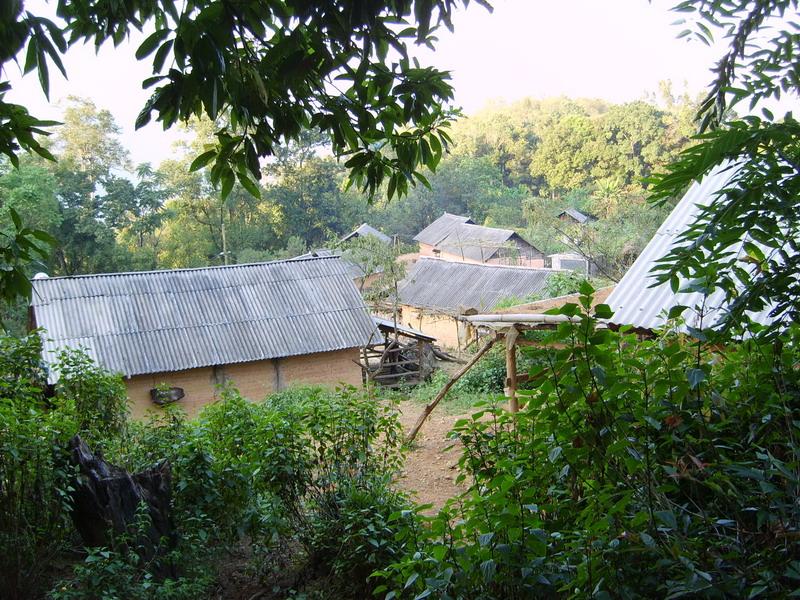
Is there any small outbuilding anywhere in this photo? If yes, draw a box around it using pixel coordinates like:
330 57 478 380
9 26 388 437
30 256 377 418
547 252 595 275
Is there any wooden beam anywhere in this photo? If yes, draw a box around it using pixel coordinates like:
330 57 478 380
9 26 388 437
505 327 519 413
405 335 498 444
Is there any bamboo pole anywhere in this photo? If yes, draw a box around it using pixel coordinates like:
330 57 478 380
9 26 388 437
405 334 498 444
505 327 519 412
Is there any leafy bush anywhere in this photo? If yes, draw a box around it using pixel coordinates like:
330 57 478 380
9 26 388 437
303 474 414 596
111 384 406 591
542 270 587 297
377 285 800 598
55 347 129 449
453 343 547 396
50 509 213 600
0 334 76 599
451 346 507 395
264 386 407 588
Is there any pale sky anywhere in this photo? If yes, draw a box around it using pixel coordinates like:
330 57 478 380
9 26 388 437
4 0 780 169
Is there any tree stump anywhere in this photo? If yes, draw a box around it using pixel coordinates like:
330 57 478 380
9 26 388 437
68 435 176 577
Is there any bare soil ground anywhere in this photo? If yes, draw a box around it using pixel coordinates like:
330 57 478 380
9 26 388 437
395 400 467 511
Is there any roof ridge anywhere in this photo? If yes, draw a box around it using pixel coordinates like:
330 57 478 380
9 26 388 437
32 255 341 282
416 256 556 273
31 270 349 303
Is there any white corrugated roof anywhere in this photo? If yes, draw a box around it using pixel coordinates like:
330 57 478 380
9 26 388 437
340 223 391 244
606 163 779 332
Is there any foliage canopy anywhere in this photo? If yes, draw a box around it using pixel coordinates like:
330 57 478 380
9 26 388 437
2 0 492 200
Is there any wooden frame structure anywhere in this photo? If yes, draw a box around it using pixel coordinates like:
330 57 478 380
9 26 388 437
361 317 437 389
404 288 619 442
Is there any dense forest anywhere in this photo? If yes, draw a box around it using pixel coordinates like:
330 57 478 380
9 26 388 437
0 84 697 283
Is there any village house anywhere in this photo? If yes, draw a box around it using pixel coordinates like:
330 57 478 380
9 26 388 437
413 212 545 267
30 256 378 418
395 257 556 349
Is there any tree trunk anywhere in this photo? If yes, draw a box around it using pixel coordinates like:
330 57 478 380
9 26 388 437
68 435 176 577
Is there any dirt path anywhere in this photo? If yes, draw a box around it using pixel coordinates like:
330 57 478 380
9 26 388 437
395 401 467 511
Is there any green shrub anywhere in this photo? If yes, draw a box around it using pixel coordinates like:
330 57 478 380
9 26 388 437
110 384 406 592
0 331 407 597
453 342 547 396
377 285 800 598
55 347 129 449
264 385 407 587
304 474 414 596
0 333 76 600
453 346 507 394
49 509 213 600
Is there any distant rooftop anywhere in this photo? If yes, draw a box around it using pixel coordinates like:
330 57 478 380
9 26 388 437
414 212 539 261
437 222 536 262
413 212 474 246
340 223 391 244
557 208 596 224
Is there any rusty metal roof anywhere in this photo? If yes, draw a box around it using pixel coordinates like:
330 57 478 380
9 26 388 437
31 256 376 381
398 258 556 315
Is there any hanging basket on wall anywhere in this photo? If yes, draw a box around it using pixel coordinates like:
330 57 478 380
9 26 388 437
149 387 185 406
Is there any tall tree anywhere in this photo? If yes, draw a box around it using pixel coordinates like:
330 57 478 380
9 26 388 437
529 112 597 195
105 164 169 270
0 156 61 235
49 98 130 274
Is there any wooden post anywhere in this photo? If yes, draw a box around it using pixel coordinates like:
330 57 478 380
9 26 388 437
505 327 519 412
417 339 423 384
406 335 498 444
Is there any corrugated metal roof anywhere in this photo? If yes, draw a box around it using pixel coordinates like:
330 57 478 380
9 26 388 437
605 163 778 332
436 223 539 261
413 212 474 245
398 258 557 315
340 223 391 244
31 257 376 381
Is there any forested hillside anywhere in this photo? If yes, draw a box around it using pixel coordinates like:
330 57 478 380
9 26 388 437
0 86 697 287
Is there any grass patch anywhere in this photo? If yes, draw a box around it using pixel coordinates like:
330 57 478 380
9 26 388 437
385 370 505 415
